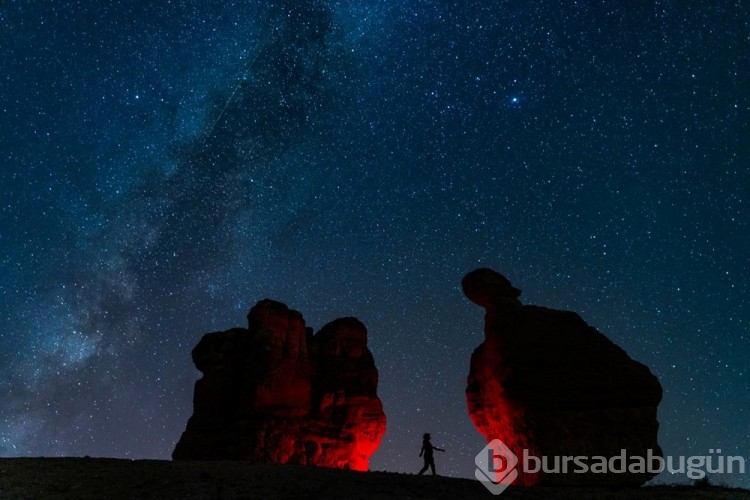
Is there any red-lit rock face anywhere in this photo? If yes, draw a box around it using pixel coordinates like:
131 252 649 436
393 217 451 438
464 269 663 487
173 299 386 471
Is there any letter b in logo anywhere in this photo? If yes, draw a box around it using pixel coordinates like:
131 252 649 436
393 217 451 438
475 439 518 495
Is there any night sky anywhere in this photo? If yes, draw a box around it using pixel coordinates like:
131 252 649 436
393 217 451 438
2 0 748 487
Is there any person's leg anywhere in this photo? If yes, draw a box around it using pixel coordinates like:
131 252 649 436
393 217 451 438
418 458 429 475
430 457 436 475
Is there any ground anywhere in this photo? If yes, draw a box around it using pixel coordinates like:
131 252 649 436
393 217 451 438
0 458 748 499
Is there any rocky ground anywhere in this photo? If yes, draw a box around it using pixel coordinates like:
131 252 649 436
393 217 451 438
0 458 748 499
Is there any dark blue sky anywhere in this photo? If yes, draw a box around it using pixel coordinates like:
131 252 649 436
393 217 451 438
2 0 748 486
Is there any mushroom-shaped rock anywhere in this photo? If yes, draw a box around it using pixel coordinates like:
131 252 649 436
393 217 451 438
464 269 663 487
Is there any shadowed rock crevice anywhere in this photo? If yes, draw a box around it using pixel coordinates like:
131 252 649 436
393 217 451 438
463 268 663 487
173 299 386 471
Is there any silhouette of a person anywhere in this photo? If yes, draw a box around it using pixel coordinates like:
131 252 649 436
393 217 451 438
418 433 444 475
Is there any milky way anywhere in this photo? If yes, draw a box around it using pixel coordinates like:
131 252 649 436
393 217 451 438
1 1 748 486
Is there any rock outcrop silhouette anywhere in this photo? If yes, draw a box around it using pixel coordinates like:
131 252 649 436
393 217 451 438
173 299 386 471
463 268 663 487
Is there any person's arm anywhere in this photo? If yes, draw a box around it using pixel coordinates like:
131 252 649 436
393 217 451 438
419 444 424 457
435 447 445 452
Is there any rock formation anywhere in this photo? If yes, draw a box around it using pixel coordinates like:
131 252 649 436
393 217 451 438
464 268 663 487
172 299 386 471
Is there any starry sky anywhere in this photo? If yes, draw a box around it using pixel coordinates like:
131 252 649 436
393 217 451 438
2 0 748 487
